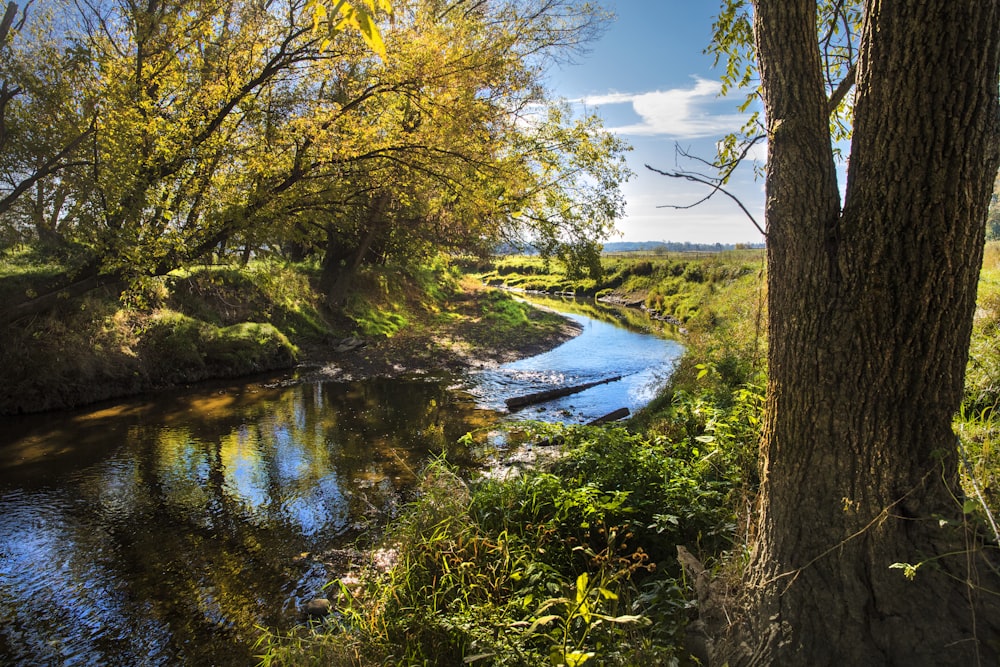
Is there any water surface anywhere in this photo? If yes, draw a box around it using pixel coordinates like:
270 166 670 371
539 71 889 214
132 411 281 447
0 379 494 665
0 297 681 666
470 296 683 422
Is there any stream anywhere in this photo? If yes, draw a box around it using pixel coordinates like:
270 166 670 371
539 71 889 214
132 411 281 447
0 295 682 666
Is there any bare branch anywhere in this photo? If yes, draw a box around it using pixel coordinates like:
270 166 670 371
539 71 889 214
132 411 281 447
677 135 764 179
646 162 766 238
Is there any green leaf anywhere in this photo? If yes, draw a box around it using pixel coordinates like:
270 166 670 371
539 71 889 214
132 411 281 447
602 613 648 625
575 572 589 604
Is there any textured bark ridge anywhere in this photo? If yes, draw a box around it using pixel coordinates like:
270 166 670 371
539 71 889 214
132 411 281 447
719 1 1000 664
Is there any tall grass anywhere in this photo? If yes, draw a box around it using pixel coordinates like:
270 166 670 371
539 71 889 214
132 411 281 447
257 368 765 665
956 242 1000 521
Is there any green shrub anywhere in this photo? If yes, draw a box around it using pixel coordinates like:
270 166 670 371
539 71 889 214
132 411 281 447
141 312 297 382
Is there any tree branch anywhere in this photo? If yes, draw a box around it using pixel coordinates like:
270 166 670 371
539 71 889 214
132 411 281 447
646 163 766 239
828 63 856 113
645 135 767 238
0 2 17 46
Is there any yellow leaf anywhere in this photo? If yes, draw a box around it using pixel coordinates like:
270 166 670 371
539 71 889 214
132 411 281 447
564 651 593 667
575 572 588 605
311 1 327 32
346 6 387 59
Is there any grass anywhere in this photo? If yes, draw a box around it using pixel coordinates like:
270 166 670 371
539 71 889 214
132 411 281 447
256 408 759 666
469 251 764 326
257 253 770 666
0 245 72 305
956 242 1000 518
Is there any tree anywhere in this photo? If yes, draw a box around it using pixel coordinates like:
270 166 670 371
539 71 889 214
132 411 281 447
0 0 391 321
0 0 630 321
703 1 1000 664
0 1 96 242
234 0 627 306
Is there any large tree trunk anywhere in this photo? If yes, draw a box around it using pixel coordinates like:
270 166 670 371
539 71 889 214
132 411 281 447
730 1 1000 664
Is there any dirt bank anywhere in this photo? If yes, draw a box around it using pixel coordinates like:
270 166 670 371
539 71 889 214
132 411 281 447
0 277 580 415
296 280 582 382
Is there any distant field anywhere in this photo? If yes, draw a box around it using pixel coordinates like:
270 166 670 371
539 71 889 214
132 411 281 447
464 251 765 327
600 248 766 261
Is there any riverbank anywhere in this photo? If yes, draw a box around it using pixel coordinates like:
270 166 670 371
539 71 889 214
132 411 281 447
296 278 581 383
256 254 771 666
0 256 578 415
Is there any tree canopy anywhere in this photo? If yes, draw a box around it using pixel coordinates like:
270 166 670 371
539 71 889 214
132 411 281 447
0 0 630 315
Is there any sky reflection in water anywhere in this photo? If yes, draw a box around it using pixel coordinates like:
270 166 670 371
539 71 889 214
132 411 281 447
0 300 680 665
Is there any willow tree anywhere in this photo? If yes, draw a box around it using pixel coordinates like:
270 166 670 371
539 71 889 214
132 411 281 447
0 0 390 323
256 0 628 307
699 1 1000 664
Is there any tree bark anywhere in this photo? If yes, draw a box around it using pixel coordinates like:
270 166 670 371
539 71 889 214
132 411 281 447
730 1 1000 664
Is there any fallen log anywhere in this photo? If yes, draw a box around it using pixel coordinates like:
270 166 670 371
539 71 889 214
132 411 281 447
505 375 622 411
586 407 630 425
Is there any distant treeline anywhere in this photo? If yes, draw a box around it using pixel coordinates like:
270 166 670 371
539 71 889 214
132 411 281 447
602 241 765 253
497 240 766 255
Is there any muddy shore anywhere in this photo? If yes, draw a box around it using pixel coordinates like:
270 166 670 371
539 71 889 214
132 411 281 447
296 285 582 383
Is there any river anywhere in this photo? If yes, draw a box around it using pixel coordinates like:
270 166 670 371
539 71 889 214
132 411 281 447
0 295 682 666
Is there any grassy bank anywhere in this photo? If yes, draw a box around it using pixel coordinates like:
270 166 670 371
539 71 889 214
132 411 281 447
0 252 571 415
259 248 1000 665
0 252 310 414
957 243 1000 517
470 252 767 392
471 251 764 325
257 253 769 665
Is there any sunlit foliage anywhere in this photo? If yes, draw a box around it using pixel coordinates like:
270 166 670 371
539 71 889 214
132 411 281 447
0 0 630 313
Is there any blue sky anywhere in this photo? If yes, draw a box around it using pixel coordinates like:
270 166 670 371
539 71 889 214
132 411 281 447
548 1 766 244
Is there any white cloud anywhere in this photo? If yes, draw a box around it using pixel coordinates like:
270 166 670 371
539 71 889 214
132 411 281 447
571 78 746 139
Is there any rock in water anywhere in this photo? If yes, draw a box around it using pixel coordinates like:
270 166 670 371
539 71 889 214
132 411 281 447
302 598 332 617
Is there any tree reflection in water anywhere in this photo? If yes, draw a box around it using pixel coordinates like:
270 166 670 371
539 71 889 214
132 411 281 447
0 377 496 666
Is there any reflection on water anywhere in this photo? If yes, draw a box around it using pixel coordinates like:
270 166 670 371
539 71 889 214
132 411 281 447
470 296 684 423
0 297 681 666
0 379 495 666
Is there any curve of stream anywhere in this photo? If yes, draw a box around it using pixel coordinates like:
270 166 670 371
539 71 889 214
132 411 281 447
0 296 682 666
469 295 683 422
